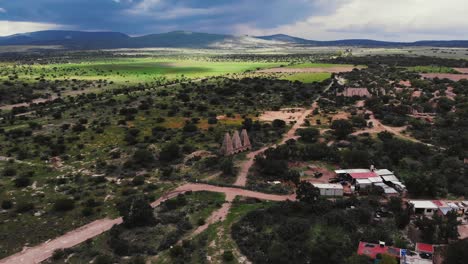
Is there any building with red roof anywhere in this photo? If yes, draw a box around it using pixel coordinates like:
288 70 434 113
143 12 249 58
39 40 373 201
349 172 379 179
415 243 433 253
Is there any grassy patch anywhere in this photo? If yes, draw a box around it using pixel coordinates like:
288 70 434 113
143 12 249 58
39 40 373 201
281 72 332 83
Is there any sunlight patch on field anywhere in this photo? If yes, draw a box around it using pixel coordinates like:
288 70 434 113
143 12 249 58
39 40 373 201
281 72 331 83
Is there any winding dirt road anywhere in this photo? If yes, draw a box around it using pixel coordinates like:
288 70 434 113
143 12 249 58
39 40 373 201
0 184 294 264
0 80 332 264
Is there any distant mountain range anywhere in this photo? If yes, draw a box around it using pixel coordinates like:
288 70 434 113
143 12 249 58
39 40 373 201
1 30 468 50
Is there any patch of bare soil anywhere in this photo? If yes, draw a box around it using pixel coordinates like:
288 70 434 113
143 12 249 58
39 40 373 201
304 166 337 184
421 73 468 81
257 66 359 74
331 111 350 121
458 224 468 239
258 108 305 123
454 68 468 74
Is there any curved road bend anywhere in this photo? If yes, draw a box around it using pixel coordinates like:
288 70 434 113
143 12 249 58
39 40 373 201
0 80 333 264
0 184 295 264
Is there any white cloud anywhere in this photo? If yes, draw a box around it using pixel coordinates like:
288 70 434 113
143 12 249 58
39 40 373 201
234 0 468 41
128 0 162 13
125 0 225 19
0 21 64 36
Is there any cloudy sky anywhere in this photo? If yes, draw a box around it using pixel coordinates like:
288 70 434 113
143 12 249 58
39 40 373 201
0 0 467 41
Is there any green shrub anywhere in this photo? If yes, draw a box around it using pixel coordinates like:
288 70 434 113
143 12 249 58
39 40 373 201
53 198 75 212
16 202 34 213
1 200 13 210
14 177 31 188
2 167 17 177
223 250 235 262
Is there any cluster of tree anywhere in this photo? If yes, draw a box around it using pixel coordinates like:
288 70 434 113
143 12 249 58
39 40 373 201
326 55 468 67
232 197 403 264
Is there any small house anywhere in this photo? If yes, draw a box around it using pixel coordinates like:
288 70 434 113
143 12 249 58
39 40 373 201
409 201 439 217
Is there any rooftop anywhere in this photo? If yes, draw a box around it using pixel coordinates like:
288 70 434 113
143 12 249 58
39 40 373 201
415 243 433 253
312 183 343 189
349 172 379 179
409 200 438 209
335 169 371 174
375 169 394 176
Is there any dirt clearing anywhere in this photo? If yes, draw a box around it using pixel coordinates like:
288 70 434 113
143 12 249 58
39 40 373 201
421 73 468 81
259 108 305 123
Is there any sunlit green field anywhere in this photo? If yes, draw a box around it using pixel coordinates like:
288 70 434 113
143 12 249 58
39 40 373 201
281 72 332 83
0 58 284 85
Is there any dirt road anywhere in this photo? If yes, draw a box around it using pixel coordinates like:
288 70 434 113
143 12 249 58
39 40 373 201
0 184 294 264
233 78 333 187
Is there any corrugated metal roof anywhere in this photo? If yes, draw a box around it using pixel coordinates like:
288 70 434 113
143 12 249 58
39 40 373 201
368 177 383 183
381 175 399 182
335 169 371 174
375 169 394 176
356 179 372 184
410 200 438 209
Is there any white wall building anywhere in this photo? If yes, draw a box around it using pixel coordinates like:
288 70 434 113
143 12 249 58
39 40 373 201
409 201 439 217
313 183 344 197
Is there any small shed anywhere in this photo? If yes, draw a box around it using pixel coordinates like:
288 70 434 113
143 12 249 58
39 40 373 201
410 201 439 216
313 183 344 197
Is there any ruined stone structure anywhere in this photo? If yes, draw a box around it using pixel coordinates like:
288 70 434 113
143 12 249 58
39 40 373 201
220 129 251 156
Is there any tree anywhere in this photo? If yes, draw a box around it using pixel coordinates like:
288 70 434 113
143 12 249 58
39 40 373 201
345 254 373 264
272 119 286 129
296 181 320 203
220 158 235 176
297 128 320 143
53 198 75 212
118 195 156 228
445 238 468 264
379 254 397 264
132 149 155 167
331 119 353 139
159 142 181 162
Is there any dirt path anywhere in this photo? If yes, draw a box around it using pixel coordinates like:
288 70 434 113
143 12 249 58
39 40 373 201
0 184 294 264
352 112 419 143
233 78 333 187
191 193 235 237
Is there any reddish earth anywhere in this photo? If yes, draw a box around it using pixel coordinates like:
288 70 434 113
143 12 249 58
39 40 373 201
412 90 422 98
398 80 412 87
257 66 359 74
421 73 468 81
0 184 294 264
454 68 468 74
0 97 58 111
191 193 235 237
337 88 371 98
258 108 305 123
458 224 468 239
355 100 365 108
